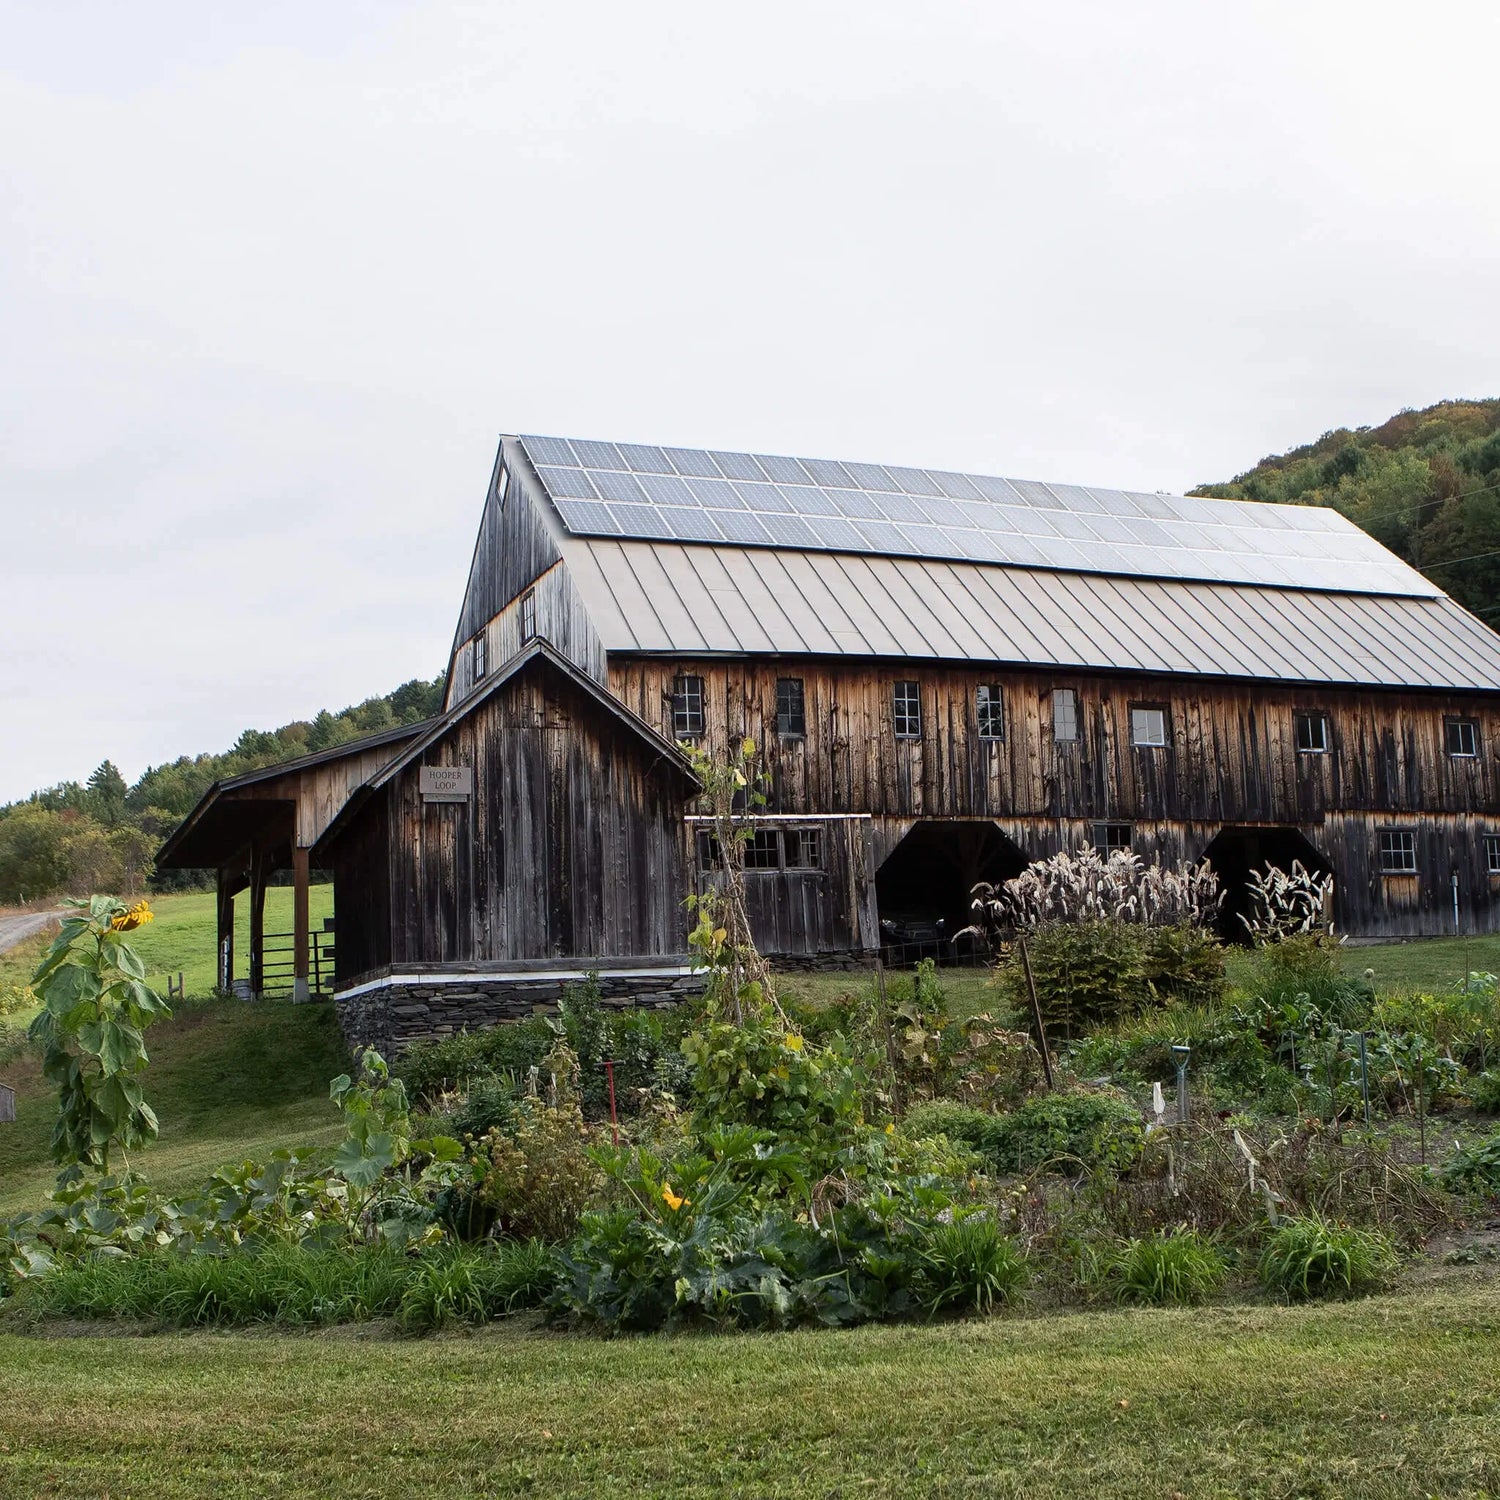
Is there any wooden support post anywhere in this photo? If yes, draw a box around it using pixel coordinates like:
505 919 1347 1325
216 874 235 995
292 845 311 1003
249 852 268 1001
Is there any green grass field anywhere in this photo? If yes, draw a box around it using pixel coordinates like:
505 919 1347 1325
2 1279 1498 1498
0 997 349 1213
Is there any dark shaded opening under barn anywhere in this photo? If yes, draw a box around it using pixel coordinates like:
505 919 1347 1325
1201 826 1334 943
876 820 1028 965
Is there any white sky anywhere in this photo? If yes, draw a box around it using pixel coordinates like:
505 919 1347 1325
3 0 1498 803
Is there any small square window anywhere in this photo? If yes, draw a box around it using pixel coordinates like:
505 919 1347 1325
520 589 537 642
744 829 781 869
1053 688 1079 743
1295 712 1329 754
672 675 705 738
1130 705 1169 747
784 827 823 869
776 678 806 738
472 631 487 683
1092 822 1133 856
893 681 922 739
1446 718 1480 758
976 684 1005 741
1379 829 1417 875
1486 835 1500 876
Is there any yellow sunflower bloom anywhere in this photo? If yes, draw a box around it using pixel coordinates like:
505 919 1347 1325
110 900 153 933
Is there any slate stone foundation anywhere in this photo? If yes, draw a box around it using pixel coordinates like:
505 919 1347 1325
335 966 706 1055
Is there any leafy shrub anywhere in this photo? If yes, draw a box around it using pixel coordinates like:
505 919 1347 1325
997 920 1150 1035
1469 1072 1500 1115
1439 1127 1500 1194
0 1021 27 1065
682 1017 865 1160
397 1018 554 1105
473 1094 602 1243
1244 937 1372 1028
1257 1214 1397 1300
916 1216 1028 1314
1107 1230 1226 1306
905 1091 1144 1176
1143 923 1227 1008
442 1076 520 1140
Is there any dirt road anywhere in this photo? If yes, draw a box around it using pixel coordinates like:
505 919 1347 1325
0 910 61 956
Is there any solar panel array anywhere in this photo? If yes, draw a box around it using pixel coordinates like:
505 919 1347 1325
515 435 1437 597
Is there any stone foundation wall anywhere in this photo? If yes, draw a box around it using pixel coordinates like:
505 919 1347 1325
763 950 872 973
336 969 706 1055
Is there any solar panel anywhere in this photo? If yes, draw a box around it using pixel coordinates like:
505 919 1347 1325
515 435 1439 598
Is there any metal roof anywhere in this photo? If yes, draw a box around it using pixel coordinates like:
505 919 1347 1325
518 434 1438 599
558 537 1500 691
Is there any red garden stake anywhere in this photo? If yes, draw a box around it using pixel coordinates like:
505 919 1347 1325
600 1059 620 1146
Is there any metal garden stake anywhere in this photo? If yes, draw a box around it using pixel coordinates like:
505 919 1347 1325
600 1059 620 1146
1171 1044 1191 1124
1357 1032 1372 1127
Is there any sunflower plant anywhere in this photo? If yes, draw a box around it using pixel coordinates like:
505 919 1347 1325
27 895 171 1178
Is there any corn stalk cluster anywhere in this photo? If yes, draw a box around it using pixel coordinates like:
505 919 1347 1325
1241 860 1337 943
969 845 1222 936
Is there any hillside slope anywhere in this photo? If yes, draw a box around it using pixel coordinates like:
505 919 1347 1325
1193 399 1500 624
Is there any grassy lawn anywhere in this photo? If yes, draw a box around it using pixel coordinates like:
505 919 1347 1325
0 997 350 1214
0 1279 1497 1498
0 884 336 1000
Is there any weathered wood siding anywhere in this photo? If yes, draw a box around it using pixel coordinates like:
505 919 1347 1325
329 793 393 981
611 657 1500 935
339 658 693 976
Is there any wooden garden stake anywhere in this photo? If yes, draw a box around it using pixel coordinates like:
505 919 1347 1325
1017 934 1055 1091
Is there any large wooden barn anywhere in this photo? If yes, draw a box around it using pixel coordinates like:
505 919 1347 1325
158 432 1500 1050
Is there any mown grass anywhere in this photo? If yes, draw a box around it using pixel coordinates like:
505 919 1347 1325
0 997 349 1213
1 1279 1498 1498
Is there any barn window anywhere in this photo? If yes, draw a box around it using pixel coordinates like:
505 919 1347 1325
1379 829 1417 875
976 684 1005 741
893 681 922 739
671 675 705 738
1446 718 1480 758
1130 705 1169 747
744 830 782 869
776 678 806 738
1093 822 1133 857
1295 712 1329 754
471 631 488 683
1053 688 1079 743
1486 835 1500 875
783 827 823 869
520 589 537 642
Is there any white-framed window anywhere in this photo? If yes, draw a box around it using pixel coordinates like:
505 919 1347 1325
696 825 823 872
1092 822 1133 856
671 675 705 738
893 681 922 739
976 684 1005 741
1446 718 1480 758
1053 687 1080 743
776 678 806 738
1130 705 1169 747
1295 711 1330 754
1486 835 1500 875
520 589 537 642
1379 829 1417 875
472 631 487 682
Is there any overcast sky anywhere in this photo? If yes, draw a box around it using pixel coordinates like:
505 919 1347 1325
3 0 1498 803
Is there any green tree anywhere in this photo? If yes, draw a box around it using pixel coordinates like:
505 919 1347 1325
0 805 70 902
86 760 128 827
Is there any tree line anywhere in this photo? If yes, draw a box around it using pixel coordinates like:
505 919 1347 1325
0 676 443 904
1193 398 1500 625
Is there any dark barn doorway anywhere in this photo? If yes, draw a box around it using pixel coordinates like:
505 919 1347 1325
876 821 1029 965
1201 826 1333 943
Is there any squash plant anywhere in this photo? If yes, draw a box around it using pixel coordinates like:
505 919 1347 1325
28 895 169 1178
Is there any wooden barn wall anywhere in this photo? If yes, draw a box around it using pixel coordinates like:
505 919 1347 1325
610 659 1500 824
389 668 690 966
330 794 393 982
692 817 878 956
610 658 1500 937
449 561 607 705
447 461 571 708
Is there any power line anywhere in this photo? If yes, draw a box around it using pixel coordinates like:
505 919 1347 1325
1424 545 1500 573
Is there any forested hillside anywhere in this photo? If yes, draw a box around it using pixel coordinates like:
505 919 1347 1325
1193 399 1500 625
0 676 443 902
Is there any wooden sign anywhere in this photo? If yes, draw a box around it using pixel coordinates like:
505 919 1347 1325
420 765 473 803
